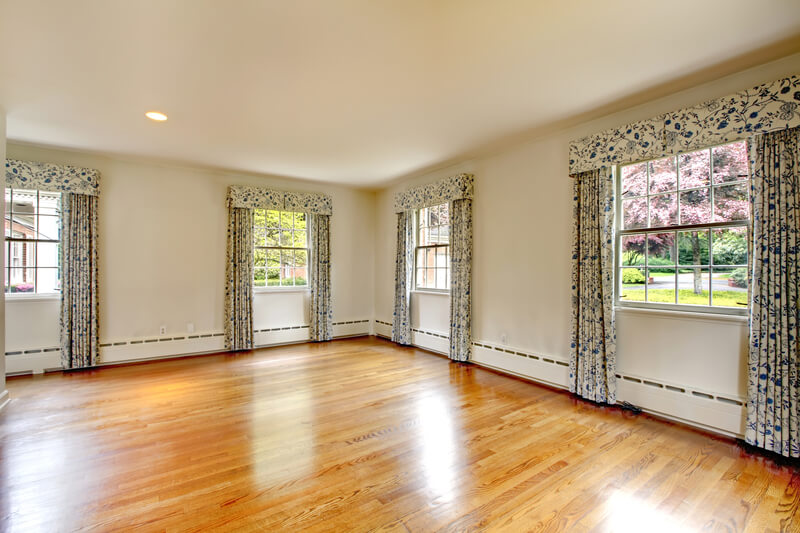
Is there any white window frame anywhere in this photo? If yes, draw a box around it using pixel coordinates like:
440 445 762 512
615 140 750 316
5 188 62 298
252 209 311 293
414 202 450 293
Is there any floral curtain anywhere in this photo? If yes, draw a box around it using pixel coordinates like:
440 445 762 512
392 211 414 345
449 198 473 362
224 207 254 351
60 193 99 369
570 167 617 404
746 126 800 458
310 214 332 341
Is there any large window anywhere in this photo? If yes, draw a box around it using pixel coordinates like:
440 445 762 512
618 140 749 311
4 189 62 295
253 209 309 288
415 202 450 290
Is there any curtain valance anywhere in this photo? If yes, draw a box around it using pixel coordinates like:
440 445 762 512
569 74 800 175
394 173 474 213
226 185 332 215
5 159 100 196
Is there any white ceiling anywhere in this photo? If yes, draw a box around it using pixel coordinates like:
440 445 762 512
1 1 799 187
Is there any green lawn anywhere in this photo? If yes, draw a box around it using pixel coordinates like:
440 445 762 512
621 288 747 307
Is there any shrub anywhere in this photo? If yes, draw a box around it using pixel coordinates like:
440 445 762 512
646 256 674 274
730 267 748 288
622 269 646 284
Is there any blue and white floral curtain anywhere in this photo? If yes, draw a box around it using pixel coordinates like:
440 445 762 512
310 214 332 341
392 210 414 345
6 159 101 369
449 199 472 362
224 206 254 351
60 193 99 368
746 126 800 458
570 167 617 404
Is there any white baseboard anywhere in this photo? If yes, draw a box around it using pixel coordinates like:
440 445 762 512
472 344 570 390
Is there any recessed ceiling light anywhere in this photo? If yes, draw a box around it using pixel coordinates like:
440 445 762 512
145 111 168 122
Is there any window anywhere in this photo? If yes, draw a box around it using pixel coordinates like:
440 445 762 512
253 209 309 288
4 189 62 294
415 202 450 290
618 140 749 311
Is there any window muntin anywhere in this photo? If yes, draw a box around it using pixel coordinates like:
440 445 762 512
618 141 749 311
4 189 62 294
253 209 309 288
415 202 450 290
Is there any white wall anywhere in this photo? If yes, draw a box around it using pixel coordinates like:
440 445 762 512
0 107 7 408
374 53 800 437
5 144 375 370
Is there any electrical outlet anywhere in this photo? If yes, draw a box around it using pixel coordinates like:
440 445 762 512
187 322 195 334
500 333 507 344
159 325 166 335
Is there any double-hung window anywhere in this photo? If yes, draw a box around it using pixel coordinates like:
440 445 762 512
415 202 450 291
4 189 62 295
253 209 309 288
618 140 750 312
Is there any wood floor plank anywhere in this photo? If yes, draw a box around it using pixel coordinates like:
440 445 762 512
1 336 798 532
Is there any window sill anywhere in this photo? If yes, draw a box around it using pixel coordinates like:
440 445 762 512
254 287 311 294
615 305 747 323
411 289 451 296
5 293 60 302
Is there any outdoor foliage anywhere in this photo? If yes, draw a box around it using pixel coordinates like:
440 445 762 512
621 269 646 284
730 267 748 288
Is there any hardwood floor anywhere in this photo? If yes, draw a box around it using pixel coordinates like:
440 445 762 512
0 336 798 532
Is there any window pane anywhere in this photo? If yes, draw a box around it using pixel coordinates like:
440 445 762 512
11 189 37 215
254 209 266 227
647 233 675 266
280 230 292 247
622 198 647 230
436 268 447 289
712 267 748 308
677 230 709 266
646 268 675 304
294 212 307 230
266 210 280 228
36 268 60 293
37 215 59 241
266 268 280 286
436 246 448 269
281 250 294 268
426 248 436 268
713 183 748 222
254 230 266 247
712 227 747 265
266 229 279 246
429 204 440 226
294 230 307 247
678 268 710 306
621 235 646 266
678 149 710 189
36 242 59 268
8 268 35 293
280 211 293 228
419 227 429 246
254 268 266 287
419 207 429 228
679 188 711 225
38 191 61 216
416 248 425 270
9 241 35 269
429 226 438 244
712 142 748 184
439 225 450 244
295 250 307 267
254 248 266 267
620 268 646 302
416 269 425 288
621 162 647 198
648 157 677 194
267 250 280 268
295 267 308 286
649 193 677 227
425 268 435 289
8 209 36 239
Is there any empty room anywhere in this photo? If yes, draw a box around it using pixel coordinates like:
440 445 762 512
2 1 800 531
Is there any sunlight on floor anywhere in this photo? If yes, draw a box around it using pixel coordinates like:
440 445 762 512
416 395 458 503
606 491 695 533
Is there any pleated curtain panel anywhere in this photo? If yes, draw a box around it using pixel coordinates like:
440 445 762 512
746 126 800 457
570 168 617 404
567 74 800 454
392 174 474 362
224 186 333 351
5 159 101 369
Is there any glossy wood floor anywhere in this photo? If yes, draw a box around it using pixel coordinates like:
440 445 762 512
1 337 798 532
